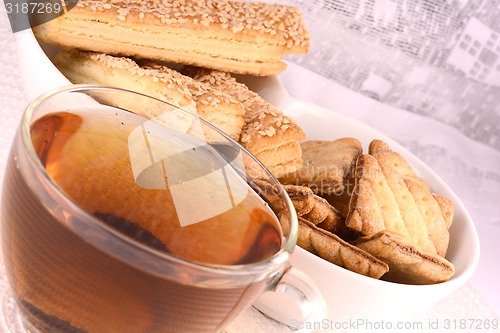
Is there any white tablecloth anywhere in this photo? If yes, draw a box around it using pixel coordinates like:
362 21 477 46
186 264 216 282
1 1 499 332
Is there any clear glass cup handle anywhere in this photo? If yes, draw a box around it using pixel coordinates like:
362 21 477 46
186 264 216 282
253 267 327 332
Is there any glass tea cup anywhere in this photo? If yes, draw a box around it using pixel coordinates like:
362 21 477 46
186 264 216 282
1 85 325 333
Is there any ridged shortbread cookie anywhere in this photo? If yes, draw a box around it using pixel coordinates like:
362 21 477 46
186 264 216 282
368 139 451 256
279 138 362 195
346 142 454 256
346 154 415 240
34 0 310 76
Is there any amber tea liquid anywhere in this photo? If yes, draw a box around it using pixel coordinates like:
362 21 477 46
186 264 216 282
1 107 282 333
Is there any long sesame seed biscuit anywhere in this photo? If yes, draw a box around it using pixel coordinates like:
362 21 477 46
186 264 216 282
54 49 197 132
141 62 246 141
33 0 311 76
187 68 306 178
53 49 245 141
433 194 454 229
53 49 195 110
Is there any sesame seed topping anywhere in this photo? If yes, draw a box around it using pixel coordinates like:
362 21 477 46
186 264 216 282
188 68 305 144
74 0 310 49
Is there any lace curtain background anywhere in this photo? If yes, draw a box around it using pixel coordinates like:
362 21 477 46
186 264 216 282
286 0 500 147
255 0 500 225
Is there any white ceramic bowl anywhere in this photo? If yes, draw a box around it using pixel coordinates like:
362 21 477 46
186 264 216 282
16 27 480 327
241 75 480 325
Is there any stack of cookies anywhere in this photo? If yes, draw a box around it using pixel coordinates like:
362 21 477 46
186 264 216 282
280 139 455 284
34 0 310 178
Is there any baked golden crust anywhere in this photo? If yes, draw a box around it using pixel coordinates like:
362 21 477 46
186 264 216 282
368 139 451 256
33 0 310 76
54 49 196 111
141 62 246 141
297 218 389 279
369 139 429 189
53 49 246 141
433 194 454 229
353 230 455 284
346 154 412 238
405 179 450 257
372 153 437 254
187 68 306 178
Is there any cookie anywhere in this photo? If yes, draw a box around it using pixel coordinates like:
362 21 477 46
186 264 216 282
353 230 455 284
345 154 412 239
346 140 453 256
297 218 389 279
368 139 429 190
33 0 310 76
280 138 362 195
283 185 344 234
405 179 450 257
53 49 246 141
369 139 451 256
